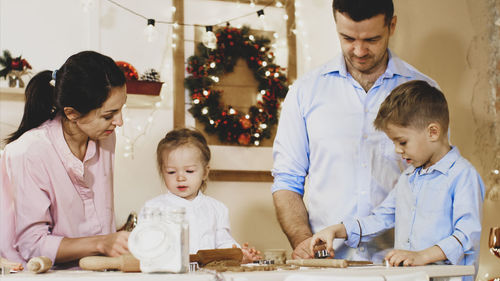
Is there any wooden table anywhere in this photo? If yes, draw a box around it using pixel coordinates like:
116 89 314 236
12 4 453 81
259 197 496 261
1 265 474 281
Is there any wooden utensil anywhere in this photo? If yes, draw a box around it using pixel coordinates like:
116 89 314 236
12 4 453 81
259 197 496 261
189 248 243 266
27 256 52 273
286 259 373 268
79 254 140 272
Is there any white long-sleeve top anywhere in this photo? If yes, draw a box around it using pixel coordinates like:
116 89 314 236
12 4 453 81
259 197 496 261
139 191 238 254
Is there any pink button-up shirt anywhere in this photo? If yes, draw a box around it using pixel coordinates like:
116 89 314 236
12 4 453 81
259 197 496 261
1 115 116 265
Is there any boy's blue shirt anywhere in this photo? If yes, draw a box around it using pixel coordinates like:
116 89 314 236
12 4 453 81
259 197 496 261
343 146 485 269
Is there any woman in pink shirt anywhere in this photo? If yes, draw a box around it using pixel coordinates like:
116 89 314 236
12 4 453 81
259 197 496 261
0 51 130 268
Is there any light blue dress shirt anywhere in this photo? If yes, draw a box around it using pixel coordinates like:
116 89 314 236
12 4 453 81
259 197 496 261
343 146 485 280
271 50 437 260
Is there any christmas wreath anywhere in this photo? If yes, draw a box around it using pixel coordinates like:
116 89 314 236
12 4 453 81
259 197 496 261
185 25 288 146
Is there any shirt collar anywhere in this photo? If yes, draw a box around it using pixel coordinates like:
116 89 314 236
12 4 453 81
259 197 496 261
404 146 460 176
48 114 98 184
165 190 203 206
320 49 413 79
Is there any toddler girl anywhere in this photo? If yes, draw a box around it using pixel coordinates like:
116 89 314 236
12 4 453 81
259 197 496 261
139 128 260 263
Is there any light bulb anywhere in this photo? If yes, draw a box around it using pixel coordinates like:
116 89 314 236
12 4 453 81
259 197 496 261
144 19 159 43
80 0 94 12
202 26 217 49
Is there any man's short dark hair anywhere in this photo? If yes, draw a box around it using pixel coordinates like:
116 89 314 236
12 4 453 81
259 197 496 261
332 0 394 26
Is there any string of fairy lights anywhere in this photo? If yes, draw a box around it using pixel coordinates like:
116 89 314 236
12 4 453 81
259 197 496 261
100 0 299 158
0 0 315 158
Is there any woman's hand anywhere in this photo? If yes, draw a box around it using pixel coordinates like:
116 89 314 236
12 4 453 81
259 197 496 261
97 231 130 257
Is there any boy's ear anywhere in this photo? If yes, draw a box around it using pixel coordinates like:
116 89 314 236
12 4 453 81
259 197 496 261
427 122 441 141
63 107 81 122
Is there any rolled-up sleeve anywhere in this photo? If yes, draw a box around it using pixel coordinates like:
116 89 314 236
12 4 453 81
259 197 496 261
8 149 63 264
271 83 309 195
436 169 484 265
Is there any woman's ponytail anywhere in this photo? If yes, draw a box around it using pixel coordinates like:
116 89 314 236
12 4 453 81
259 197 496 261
5 70 57 144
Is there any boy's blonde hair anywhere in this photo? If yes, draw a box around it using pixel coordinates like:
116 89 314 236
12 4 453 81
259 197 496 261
156 128 211 191
374 80 449 132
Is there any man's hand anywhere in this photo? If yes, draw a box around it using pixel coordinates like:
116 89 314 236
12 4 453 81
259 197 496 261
272 190 313 253
292 237 314 259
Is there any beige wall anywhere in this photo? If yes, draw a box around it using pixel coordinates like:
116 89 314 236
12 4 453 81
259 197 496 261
0 0 498 278
392 0 499 279
207 0 500 277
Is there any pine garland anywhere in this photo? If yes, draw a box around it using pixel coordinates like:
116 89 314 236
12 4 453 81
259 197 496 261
185 25 288 146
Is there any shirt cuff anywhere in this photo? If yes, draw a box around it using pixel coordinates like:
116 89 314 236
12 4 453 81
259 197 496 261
342 218 361 248
38 235 64 265
436 235 465 265
271 173 305 195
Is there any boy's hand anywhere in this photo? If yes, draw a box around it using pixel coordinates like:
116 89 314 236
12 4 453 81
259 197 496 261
234 243 262 264
385 249 425 266
385 245 446 266
309 224 347 258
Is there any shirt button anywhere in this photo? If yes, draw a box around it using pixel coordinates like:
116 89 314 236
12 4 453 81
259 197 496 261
359 246 365 252
362 134 368 139
362 163 367 168
364 109 369 113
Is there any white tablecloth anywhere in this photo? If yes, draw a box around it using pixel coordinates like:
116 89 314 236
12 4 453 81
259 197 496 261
1 265 474 281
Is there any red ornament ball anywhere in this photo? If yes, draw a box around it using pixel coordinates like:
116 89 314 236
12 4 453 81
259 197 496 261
238 133 251 145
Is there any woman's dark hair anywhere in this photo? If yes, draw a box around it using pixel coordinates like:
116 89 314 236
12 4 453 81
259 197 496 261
5 51 125 144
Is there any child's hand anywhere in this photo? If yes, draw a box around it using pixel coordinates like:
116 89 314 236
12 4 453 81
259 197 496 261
385 249 425 266
309 224 347 258
385 245 446 266
234 243 261 264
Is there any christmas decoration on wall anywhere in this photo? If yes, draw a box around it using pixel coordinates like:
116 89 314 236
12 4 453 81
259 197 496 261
185 25 288 146
116 61 163 96
0 50 32 88
116 61 139 80
140 68 161 82
115 61 164 159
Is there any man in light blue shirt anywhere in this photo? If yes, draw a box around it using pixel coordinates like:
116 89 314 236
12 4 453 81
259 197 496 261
310 81 484 280
271 0 438 261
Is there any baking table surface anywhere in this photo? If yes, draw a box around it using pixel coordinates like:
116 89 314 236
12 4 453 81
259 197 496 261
1 265 474 281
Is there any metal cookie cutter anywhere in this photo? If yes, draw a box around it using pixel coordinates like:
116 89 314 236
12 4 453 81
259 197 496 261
314 249 331 259
253 259 274 265
189 262 199 272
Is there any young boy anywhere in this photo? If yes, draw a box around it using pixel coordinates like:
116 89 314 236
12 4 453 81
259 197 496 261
310 80 484 278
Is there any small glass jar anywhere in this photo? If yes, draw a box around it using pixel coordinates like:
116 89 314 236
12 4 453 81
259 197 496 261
129 206 189 273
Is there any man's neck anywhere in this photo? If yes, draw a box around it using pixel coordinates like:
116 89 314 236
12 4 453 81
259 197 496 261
346 52 389 92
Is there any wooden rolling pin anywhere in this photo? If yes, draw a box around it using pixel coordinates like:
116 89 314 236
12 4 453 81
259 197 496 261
79 254 140 272
286 259 373 268
27 256 52 273
189 248 243 266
